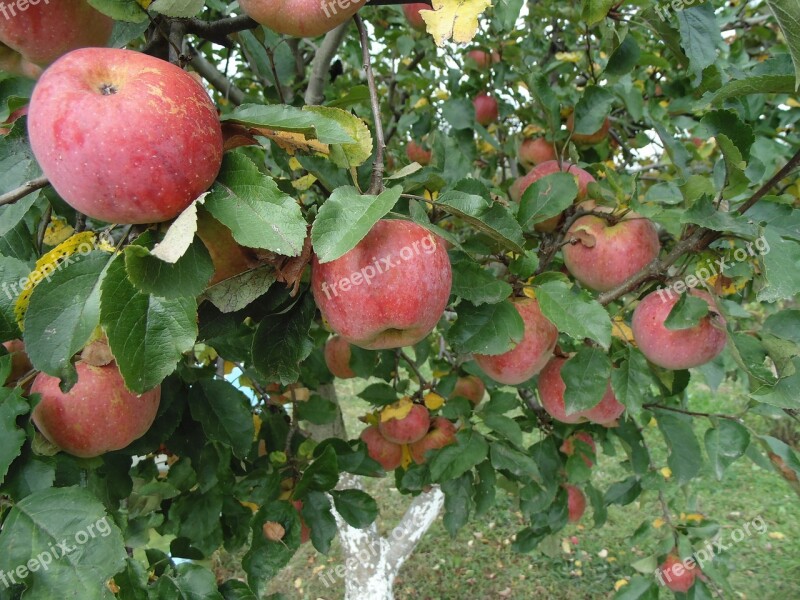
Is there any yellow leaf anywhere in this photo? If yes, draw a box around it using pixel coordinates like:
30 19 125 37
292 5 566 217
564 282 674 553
561 538 572 554
223 360 235 375
648 417 658 428
434 89 450 101
652 517 665 529
381 396 414 422
768 531 785 540
240 500 259 513
659 467 672 479
614 579 629 591
292 174 317 191
136 0 152 8
288 157 302 171
253 414 262 439
555 52 583 63
413 98 430 109
611 317 635 343
522 286 536 299
401 444 413 469
684 513 704 522
422 0 492 47
305 106 373 169
522 124 544 136
43 217 75 246
424 392 445 410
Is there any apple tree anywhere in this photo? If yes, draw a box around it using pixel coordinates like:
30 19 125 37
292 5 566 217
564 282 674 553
0 0 799 599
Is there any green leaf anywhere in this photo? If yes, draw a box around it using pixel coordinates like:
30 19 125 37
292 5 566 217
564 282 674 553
204 266 277 314
357 382 398 406
534 279 612 349
611 347 658 416
450 255 513 305
189 379 255 460
677 3 721 83
605 34 641 76
767 0 800 88
124 237 214 300
87 0 148 22
100 256 198 393
25 251 111 383
441 473 472 537
708 74 797 104
446 300 524 355
655 409 703 484
302 491 338 554
304 106 373 169
490 443 540 480
0 486 127 600
205 152 307 257
561 347 612 415
435 190 525 254
517 173 578 230
242 501 301 598
149 0 204 17
222 104 355 144
474 460 496 516
329 489 378 529
582 0 614 25
0 110 42 194
0 387 28 484
155 563 224 599
482 414 523 448
429 429 489 481
294 445 339 497
252 293 315 385
0 256 30 339
311 186 402 263
750 357 800 409
680 195 758 237
705 420 750 480
573 86 615 135
757 229 800 302
762 309 800 344
664 293 709 330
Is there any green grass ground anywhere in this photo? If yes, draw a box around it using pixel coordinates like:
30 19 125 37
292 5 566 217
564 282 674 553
260 378 800 600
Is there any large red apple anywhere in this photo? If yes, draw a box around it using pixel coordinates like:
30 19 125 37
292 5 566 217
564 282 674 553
406 140 432 165
450 375 485 406
196 211 263 286
0 0 113 67
403 3 429 30
28 48 223 225
567 114 611 145
467 49 500 69
30 361 161 458
474 297 558 385
311 219 452 350
632 290 727 370
518 138 557 169
3 339 32 384
658 554 696 592
360 425 403 471
379 403 430 444
538 357 625 425
473 92 499 126
324 335 356 379
564 484 587 522
409 417 457 464
560 432 596 467
563 204 661 292
240 0 367 37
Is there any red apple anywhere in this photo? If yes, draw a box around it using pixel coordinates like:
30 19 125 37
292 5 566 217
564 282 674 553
467 49 500 69
631 289 727 370
450 375 485 406
518 137 557 169
560 432 596 467
379 403 430 444
28 48 224 225
563 204 661 292
239 0 367 37
311 219 452 350
196 211 263 286
473 92 499 126
658 554 697 593
324 335 356 379
30 361 161 458
564 484 586 523
406 140 432 165
3 339 32 384
403 3 429 31
360 425 403 471
567 114 611 145
409 417 457 464
0 0 113 67
474 297 558 385
292 500 311 544
538 357 625 425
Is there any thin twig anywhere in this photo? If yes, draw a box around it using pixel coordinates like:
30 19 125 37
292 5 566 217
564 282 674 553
0 176 49 206
354 15 385 195
398 350 428 388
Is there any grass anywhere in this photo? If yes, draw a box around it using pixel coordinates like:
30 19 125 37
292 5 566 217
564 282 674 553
258 376 800 600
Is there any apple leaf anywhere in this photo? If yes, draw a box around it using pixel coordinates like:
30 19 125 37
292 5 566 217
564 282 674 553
222 104 354 145
446 300 524 355
680 194 758 236
517 173 579 230
664 293 709 330
150 196 205 264
490 443 540 480
0 386 28 484
610 347 658 417
304 106 373 169
708 74 797 104
757 228 800 302
311 186 402 264
301 491 338 555
124 236 214 300
572 86 615 136
252 293 316 385
561 347 612 416
655 409 703 484
705 421 750 480
582 0 615 25
677 3 722 84
0 122 42 200
767 0 800 89
435 190 525 254
189 379 255 460
205 152 307 257
154 563 225 599
441 474 472 537
422 0 492 47
203 266 277 314
534 278 612 349
0 256 29 339
100 255 198 394
243 501 302 598
450 254 513 306
87 0 148 23
750 357 800 409
329 489 378 529
149 0 205 18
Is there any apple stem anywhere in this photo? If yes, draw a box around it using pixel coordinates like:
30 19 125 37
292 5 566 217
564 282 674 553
354 15 386 195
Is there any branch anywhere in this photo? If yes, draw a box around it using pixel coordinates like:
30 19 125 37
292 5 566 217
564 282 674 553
643 403 743 422
186 47 245 105
182 15 258 46
354 15 386 195
384 485 444 567
398 350 428 388
305 23 350 106
0 176 49 206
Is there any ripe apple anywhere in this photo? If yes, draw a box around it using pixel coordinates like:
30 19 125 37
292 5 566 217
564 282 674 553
560 432 596 467
28 48 224 225
538 357 625 425
311 219 452 350
324 335 356 379
631 289 727 370
196 210 262 286
379 403 430 444
564 484 586 523
563 204 661 292
403 3 429 31
3 339 32 384
239 0 367 37
450 375 485 406
658 554 696 592
0 0 113 67
409 417 457 464
467 49 500 69
567 113 611 145
518 137 557 169
473 92 499 126
30 361 161 458
406 140 432 165
292 500 311 544
474 297 558 385
360 425 403 471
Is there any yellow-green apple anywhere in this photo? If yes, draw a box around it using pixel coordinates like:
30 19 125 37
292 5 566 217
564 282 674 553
403 3 429 30
28 48 223 225
631 289 727 370
240 0 367 37
379 403 430 444
474 297 558 385
324 335 355 379
450 375 485 406
467 49 500 69
567 114 610 145
658 554 697 592
538 357 625 425
563 204 660 292
406 140 432 165
311 219 452 350
409 416 457 464
509 160 596 233
0 0 113 67
518 137 557 169
3 339 32 384
360 425 403 471
564 484 586 522
560 431 596 467
473 92 499 126
292 500 311 543
30 361 161 458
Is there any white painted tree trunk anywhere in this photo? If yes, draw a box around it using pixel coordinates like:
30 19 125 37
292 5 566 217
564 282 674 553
331 473 444 600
